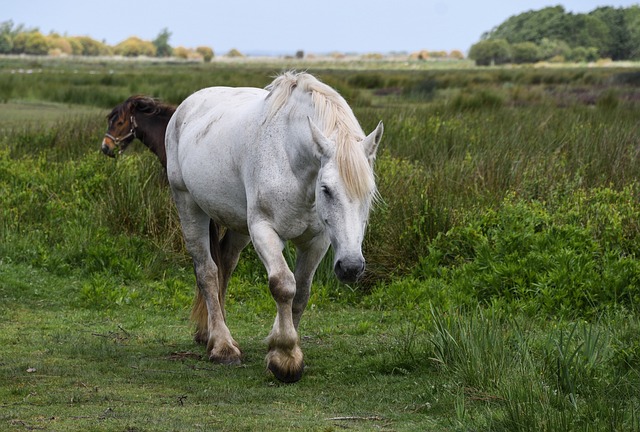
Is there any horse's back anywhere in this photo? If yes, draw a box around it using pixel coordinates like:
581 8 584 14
168 86 266 144
167 85 266 174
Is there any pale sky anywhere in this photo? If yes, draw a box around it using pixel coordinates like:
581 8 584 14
4 1 639 55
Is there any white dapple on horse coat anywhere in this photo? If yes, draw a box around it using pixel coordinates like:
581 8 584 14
165 72 383 382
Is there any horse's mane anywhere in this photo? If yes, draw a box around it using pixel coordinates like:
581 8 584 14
265 72 375 201
108 95 176 120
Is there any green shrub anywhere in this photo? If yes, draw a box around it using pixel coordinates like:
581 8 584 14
415 186 640 316
449 89 504 110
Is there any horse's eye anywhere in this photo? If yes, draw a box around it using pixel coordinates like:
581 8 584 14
321 185 332 198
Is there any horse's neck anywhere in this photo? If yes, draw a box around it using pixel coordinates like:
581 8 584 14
135 114 170 169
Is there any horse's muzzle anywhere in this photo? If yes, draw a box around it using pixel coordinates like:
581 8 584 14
101 141 116 158
334 257 365 284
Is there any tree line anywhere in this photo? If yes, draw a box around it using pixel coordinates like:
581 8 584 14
0 22 214 62
469 5 640 65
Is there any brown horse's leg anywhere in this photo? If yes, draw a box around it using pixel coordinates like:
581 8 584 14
174 191 241 364
218 230 250 311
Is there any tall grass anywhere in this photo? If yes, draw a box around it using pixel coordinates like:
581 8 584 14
2 62 640 312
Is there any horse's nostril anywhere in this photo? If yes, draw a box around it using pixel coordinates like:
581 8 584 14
334 258 365 283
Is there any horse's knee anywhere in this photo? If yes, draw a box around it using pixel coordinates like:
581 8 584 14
269 271 295 303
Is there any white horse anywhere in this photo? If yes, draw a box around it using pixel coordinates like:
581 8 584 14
165 71 383 382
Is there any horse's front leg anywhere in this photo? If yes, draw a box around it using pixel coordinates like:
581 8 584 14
292 236 330 328
250 221 304 383
174 192 242 365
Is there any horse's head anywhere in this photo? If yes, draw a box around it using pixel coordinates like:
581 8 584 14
309 118 383 284
101 99 138 157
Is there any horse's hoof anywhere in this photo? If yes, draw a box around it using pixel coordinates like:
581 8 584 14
210 353 242 366
266 346 304 383
209 344 242 366
268 359 305 383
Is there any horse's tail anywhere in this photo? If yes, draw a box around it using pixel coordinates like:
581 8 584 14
191 219 224 344
208 219 222 269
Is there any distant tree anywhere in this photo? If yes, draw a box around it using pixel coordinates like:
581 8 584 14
153 28 173 57
484 6 568 44
590 6 633 60
0 20 16 53
538 38 571 60
47 34 73 56
173 46 190 59
567 46 599 62
71 36 111 56
114 37 156 57
410 50 429 60
449 50 465 60
226 48 244 57
430 50 448 58
11 32 27 53
511 42 541 64
22 31 48 55
469 39 510 66
475 5 640 62
196 46 214 62
564 14 609 53
66 37 84 55
0 32 11 53
626 5 640 59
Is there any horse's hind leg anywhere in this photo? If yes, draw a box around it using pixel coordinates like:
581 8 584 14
193 229 249 344
250 221 304 383
173 191 241 365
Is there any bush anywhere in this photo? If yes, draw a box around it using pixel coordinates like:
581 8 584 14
416 186 640 317
196 46 214 62
70 36 111 56
114 37 157 57
511 42 541 64
468 39 511 66
449 89 504 110
226 48 244 57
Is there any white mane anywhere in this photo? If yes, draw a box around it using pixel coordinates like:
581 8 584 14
265 71 376 201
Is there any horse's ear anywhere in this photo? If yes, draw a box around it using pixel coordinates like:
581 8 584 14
363 121 383 164
308 117 333 160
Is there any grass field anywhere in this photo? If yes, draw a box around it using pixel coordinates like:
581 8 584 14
1 57 640 431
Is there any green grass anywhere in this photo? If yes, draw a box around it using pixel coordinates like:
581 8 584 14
0 263 437 431
0 101 104 127
2 263 639 431
2 59 640 430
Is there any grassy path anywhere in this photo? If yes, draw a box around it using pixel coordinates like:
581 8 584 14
1 263 441 431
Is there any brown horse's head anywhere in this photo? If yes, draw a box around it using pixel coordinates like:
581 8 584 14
101 97 141 157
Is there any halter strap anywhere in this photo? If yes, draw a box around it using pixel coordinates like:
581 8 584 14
104 115 138 147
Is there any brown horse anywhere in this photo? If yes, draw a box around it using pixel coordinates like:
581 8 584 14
101 96 226 345
101 95 174 168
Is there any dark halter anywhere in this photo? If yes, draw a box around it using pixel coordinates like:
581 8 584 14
104 115 138 152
